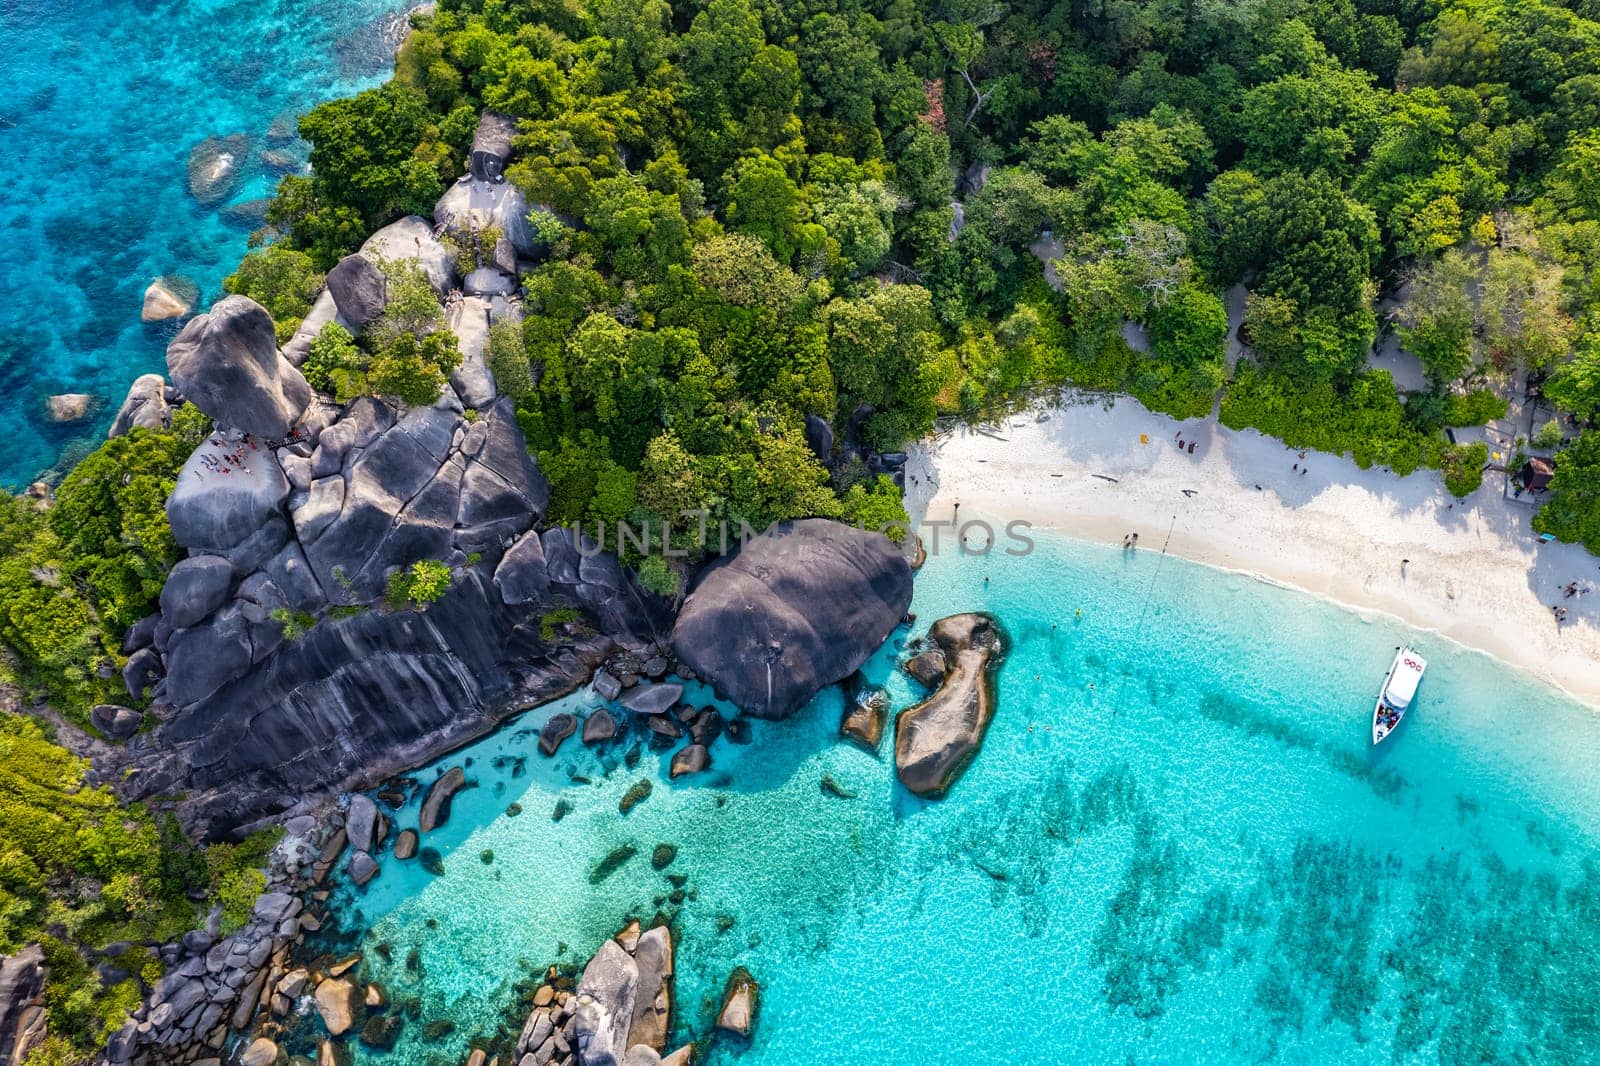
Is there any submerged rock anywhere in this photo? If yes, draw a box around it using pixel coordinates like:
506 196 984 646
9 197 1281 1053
44 393 94 422
893 614 1005 799
141 275 200 322
187 134 250 205
589 844 638 885
620 779 652 814
358 1013 402 1050
672 519 911 719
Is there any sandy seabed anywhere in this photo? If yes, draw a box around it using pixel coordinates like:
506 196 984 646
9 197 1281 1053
904 391 1600 709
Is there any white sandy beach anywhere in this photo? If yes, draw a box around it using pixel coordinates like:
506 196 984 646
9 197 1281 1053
904 391 1600 709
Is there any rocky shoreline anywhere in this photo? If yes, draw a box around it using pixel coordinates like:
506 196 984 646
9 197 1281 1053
55 99 967 1066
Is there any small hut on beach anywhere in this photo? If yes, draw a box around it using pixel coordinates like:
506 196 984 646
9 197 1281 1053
1519 456 1556 492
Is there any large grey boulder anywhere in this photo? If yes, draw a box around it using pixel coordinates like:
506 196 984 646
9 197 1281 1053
446 296 497 408
162 604 256 708
325 254 387 331
108 373 170 437
360 216 458 297
628 927 674 1053
470 111 517 182
297 399 543 601
493 530 550 606
672 519 911 718
434 178 543 258
0 946 47 1066
159 555 234 629
281 289 348 366
345 795 379 853
91 703 144 740
894 613 1005 798
166 436 290 552
573 940 638 1066
166 296 312 437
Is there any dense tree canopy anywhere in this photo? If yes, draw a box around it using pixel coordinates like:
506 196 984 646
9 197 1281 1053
259 0 1600 556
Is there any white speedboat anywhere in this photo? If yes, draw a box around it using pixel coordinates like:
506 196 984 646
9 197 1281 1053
1372 646 1426 744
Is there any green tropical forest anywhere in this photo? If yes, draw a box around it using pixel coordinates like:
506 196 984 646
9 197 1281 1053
240 0 1600 561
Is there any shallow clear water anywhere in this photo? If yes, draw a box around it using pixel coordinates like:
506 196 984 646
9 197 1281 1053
0 0 408 488
319 533 1600 1065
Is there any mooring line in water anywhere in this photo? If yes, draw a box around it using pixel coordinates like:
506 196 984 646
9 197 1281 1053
1113 512 1182 717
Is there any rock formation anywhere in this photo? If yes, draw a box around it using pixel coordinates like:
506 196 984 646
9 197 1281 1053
469 111 517 182
165 295 311 438
893 613 1005 798
840 689 887 752
108 374 171 437
105 814 343 1064
715 967 758 1039
121 293 669 834
434 177 544 260
510 920 676 1066
672 519 912 718
0 945 46 1065
359 216 458 297
324 253 388 331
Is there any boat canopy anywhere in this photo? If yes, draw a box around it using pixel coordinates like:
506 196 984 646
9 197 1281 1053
1385 651 1426 709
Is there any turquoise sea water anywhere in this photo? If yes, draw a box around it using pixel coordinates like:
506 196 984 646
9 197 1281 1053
0 0 408 488
313 532 1600 1065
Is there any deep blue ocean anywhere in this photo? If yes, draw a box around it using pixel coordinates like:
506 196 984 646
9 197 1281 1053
0 0 408 488
316 530 1600 1065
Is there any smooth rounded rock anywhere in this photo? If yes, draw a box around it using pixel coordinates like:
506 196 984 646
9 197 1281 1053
165 295 311 438
582 708 619 745
539 713 577 756
716 967 759 1038
894 614 1005 799
672 519 911 719
159 554 235 629
142 276 198 322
